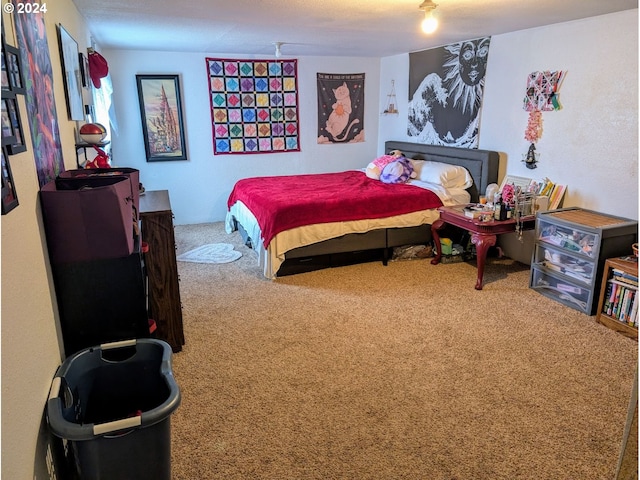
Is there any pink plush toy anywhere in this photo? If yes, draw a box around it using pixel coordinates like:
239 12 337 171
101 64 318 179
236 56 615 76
366 150 403 180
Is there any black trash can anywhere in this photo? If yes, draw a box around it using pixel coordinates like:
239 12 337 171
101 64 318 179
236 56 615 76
47 338 181 480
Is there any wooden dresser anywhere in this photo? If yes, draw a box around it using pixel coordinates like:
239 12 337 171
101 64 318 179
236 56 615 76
140 190 185 352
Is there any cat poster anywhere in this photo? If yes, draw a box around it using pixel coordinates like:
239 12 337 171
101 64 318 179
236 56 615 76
317 73 365 144
407 37 491 148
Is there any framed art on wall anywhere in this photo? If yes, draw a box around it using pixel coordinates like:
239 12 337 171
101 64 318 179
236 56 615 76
136 74 187 161
408 37 491 148
56 24 84 120
79 51 90 88
4 93 26 154
1 48 10 92
1 146 19 214
4 44 25 95
206 58 300 154
1 96 17 147
15 2 65 187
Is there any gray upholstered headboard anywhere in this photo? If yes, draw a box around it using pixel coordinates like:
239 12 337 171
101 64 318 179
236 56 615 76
384 141 499 203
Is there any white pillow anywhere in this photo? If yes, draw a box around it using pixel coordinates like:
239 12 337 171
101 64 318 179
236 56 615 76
411 160 473 189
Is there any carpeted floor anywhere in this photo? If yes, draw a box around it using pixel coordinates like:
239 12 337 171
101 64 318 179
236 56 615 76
169 222 638 480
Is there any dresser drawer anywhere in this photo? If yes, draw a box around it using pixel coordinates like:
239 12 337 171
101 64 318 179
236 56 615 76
532 243 595 284
537 219 598 259
530 267 592 314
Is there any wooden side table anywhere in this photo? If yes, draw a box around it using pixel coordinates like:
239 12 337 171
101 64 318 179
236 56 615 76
140 190 185 352
431 205 536 290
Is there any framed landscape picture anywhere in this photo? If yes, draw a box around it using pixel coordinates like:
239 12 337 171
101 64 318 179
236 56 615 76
136 74 187 161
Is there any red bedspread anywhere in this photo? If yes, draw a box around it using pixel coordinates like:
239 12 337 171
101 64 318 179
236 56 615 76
227 170 443 247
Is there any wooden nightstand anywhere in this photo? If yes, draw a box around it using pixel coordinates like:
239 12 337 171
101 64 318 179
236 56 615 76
596 256 638 340
431 204 536 290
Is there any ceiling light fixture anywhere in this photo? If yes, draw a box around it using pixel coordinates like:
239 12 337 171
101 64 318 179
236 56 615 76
419 0 438 34
273 42 283 58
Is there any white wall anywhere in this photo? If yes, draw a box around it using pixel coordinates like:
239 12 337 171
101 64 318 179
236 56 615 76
379 10 638 221
378 10 638 262
105 51 381 224
1 9 637 477
1 2 94 478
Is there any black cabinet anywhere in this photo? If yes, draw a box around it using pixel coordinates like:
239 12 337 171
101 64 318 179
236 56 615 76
51 248 150 356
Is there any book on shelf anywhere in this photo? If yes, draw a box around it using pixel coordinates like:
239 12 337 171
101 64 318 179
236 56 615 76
611 268 638 286
609 278 638 290
613 284 624 318
606 282 619 316
629 294 639 326
547 184 566 210
603 281 614 314
603 278 638 324
623 289 636 325
539 178 555 197
619 288 633 323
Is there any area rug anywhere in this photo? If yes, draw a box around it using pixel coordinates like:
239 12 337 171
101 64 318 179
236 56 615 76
177 243 242 264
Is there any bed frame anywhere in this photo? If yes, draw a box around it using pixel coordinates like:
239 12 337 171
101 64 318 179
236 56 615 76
274 142 499 275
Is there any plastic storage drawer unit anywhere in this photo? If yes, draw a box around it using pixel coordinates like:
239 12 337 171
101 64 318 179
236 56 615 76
47 339 181 480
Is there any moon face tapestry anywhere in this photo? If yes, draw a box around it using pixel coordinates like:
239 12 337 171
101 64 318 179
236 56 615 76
408 37 491 148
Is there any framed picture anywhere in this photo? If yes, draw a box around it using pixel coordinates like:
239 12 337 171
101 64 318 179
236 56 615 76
79 51 90 88
1 146 19 214
3 93 26 154
56 24 84 120
1 96 17 146
4 44 25 94
136 74 187 161
1 44 9 92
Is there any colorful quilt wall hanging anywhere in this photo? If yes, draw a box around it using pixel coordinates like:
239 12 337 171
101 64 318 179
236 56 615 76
317 73 365 144
206 58 300 155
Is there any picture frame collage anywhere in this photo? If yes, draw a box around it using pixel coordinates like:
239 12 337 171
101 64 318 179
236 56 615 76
1 24 24 214
2 41 27 155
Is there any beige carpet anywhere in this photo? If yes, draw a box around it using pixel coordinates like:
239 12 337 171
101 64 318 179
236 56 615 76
169 222 638 480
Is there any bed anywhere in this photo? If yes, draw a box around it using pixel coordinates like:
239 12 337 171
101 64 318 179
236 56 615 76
226 141 499 278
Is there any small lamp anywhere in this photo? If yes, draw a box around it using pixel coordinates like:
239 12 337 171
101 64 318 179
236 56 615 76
419 0 438 34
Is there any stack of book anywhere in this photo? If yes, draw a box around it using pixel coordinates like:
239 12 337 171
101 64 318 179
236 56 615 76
603 267 639 326
539 180 566 210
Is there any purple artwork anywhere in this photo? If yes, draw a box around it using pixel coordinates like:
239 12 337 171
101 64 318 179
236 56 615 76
14 2 65 187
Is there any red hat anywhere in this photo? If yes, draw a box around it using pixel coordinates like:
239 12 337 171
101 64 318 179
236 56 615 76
88 50 109 88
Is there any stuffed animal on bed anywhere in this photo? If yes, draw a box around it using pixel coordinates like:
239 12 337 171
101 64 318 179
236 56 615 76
379 157 417 184
365 150 403 180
